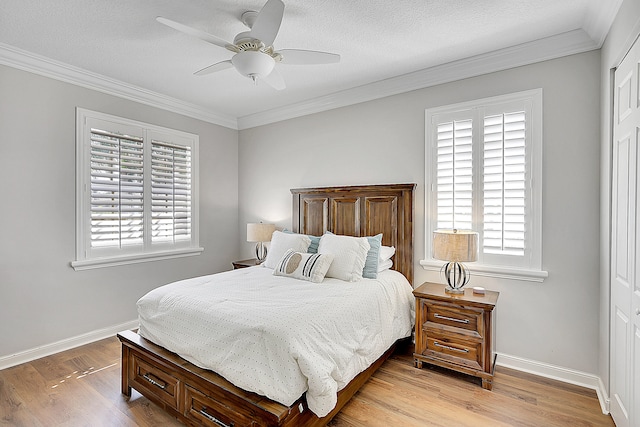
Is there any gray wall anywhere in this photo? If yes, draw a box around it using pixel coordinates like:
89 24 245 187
0 35 607 378
0 64 239 358
599 0 640 395
239 51 602 374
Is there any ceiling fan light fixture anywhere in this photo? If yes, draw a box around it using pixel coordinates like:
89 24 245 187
231 51 275 82
157 0 339 90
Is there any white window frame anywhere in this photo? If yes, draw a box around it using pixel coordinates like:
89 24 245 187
420 89 548 282
72 108 203 270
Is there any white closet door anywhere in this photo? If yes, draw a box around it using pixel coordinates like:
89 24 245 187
611 34 640 427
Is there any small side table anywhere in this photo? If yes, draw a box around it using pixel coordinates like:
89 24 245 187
232 258 260 269
413 282 499 390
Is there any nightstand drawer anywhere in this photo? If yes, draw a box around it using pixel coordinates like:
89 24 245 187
421 300 483 336
424 335 482 371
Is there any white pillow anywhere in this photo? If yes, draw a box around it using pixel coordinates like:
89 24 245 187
377 258 393 273
263 231 311 269
273 249 334 283
318 234 370 282
379 245 395 262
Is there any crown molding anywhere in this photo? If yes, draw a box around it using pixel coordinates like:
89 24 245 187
0 42 238 130
583 0 624 46
237 29 598 130
0 26 602 133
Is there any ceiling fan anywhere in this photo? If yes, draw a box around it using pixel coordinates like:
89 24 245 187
156 0 340 90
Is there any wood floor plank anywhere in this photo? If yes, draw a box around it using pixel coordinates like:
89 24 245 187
0 336 614 427
0 376 45 427
492 368 608 426
362 362 517 427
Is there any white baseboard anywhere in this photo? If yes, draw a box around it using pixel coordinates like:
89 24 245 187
496 352 610 415
0 319 138 370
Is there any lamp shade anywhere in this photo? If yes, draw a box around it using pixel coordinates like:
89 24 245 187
433 229 478 262
247 223 276 243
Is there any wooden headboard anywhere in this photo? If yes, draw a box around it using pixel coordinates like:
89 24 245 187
291 183 415 285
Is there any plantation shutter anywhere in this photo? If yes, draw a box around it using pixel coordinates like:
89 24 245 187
436 119 473 230
151 140 192 244
425 90 544 277
89 129 144 249
483 111 526 256
75 109 202 270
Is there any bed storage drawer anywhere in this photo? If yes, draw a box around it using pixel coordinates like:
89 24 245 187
120 330 295 426
184 385 265 427
130 352 180 410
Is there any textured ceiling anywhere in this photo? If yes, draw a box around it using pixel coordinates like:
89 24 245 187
0 0 621 128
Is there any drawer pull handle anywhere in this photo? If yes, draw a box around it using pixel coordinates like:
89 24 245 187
434 341 469 353
142 373 166 390
434 313 470 324
200 408 234 427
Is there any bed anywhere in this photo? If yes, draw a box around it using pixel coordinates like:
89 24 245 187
118 183 415 427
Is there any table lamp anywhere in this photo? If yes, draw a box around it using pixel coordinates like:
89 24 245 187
247 223 276 262
433 229 479 294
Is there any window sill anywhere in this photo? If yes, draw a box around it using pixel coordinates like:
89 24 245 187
419 259 548 282
71 247 204 271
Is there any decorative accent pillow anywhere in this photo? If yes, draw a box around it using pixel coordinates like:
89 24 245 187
362 234 383 279
318 233 370 282
307 235 321 253
273 249 334 283
263 231 311 269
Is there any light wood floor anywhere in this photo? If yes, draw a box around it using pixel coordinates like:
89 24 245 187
0 337 614 427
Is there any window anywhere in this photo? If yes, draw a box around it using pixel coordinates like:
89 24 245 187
72 109 202 270
421 90 547 281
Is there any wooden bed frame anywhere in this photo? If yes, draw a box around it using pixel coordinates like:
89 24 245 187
118 183 415 427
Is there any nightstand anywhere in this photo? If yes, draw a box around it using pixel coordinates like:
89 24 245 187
413 282 499 390
232 258 260 269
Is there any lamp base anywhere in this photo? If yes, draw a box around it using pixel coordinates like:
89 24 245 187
255 242 267 262
441 261 471 294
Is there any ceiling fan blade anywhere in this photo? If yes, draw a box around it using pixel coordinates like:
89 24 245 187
262 67 286 90
194 60 233 76
156 16 233 50
249 0 284 46
278 49 340 65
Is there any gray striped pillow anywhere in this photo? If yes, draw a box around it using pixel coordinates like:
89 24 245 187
273 249 334 283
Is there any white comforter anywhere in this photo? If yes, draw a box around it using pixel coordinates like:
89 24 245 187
137 266 415 417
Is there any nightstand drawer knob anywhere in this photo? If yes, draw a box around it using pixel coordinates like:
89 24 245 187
434 313 470 324
434 341 469 353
